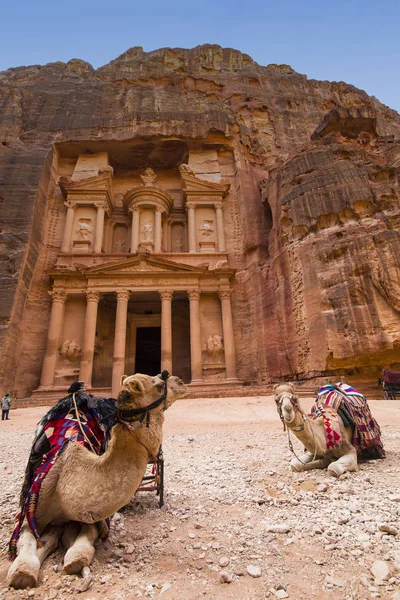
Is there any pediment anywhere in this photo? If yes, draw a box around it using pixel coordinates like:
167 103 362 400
84 255 207 276
59 169 113 199
180 171 230 197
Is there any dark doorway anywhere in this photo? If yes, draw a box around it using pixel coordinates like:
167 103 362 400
135 327 161 375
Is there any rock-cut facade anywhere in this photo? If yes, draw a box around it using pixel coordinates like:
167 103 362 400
0 45 399 401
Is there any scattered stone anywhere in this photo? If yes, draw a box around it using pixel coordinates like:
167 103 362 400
160 583 172 595
219 557 230 568
267 524 291 534
388 495 400 503
379 524 398 536
275 590 289 599
371 560 391 583
76 566 92 593
325 575 345 587
247 565 262 578
219 571 233 584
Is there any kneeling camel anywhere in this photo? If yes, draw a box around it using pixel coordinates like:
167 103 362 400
8 372 187 589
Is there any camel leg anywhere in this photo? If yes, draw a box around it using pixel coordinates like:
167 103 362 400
290 452 330 472
327 450 358 478
63 523 99 574
7 524 61 589
61 521 81 550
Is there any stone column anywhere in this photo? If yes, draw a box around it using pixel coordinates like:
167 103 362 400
111 290 130 397
214 202 226 252
40 291 67 387
61 202 76 253
93 202 106 254
79 291 101 387
186 202 197 253
160 290 173 373
219 290 238 381
154 208 163 253
188 290 203 382
130 206 140 253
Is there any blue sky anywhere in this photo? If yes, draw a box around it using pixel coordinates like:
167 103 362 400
1 0 399 112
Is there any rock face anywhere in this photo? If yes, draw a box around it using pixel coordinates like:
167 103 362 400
0 44 399 397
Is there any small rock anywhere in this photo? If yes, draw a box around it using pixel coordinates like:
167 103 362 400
188 532 196 539
219 571 233 584
275 590 289 599
267 524 291 534
125 544 135 554
388 495 400 503
160 583 172 595
379 524 398 536
195 563 203 570
317 484 328 492
219 557 230 568
371 560 391 583
325 576 345 587
247 565 262 578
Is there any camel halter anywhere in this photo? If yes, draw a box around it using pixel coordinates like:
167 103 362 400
116 370 170 428
276 393 318 465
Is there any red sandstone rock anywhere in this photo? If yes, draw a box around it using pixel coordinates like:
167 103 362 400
0 44 399 398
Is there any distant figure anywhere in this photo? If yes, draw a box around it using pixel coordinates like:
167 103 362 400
2 394 11 420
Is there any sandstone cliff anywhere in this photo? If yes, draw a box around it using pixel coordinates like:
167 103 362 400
0 44 399 396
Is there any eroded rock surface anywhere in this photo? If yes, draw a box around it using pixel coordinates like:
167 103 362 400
0 44 399 396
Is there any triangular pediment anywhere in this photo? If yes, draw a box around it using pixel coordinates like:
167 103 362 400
59 168 114 198
180 171 230 197
83 254 208 276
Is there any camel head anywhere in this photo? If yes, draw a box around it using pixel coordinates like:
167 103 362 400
117 373 187 416
274 383 302 429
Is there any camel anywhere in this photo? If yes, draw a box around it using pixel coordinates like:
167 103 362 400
274 383 359 478
7 372 187 589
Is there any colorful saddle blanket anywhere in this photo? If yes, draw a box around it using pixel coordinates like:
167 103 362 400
311 383 385 459
9 402 108 558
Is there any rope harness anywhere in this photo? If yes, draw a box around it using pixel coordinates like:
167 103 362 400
276 393 318 465
116 370 169 428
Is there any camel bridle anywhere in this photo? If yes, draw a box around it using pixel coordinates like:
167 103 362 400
117 370 170 428
275 392 318 465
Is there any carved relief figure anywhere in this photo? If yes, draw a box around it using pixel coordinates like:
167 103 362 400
206 334 224 356
199 219 214 238
112 239 126 252
59 340 81 360
141 222 153 242
75 219 93 241
140 167 157 187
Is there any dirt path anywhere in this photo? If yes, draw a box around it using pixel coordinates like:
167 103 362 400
0 396 399 600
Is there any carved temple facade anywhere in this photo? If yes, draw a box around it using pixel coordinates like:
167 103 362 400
33 151 241 399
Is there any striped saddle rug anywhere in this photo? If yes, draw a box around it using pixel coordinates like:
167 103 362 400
311 383 385 459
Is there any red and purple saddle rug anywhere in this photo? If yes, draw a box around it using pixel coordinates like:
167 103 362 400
311 383 385 459
9 403 107 559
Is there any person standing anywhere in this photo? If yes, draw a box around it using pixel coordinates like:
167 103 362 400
2 394 11 420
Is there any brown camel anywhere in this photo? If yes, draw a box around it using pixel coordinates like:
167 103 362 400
7 373 187 589
274 383 358 478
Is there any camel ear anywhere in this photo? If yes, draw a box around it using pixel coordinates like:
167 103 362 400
127 378 144 395
288 383 295 394
120 375 127 387
273 384 279 395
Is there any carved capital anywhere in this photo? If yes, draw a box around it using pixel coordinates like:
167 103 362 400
49 290 67 303
94 201 107 210
214 202 223 210
188 290 200 301
219 290 232 300
159 290 174 301
116 290 130 303
128 205 141 214
85 290 101 303
186 202 196 210
155 206 164 213
64 201 77 210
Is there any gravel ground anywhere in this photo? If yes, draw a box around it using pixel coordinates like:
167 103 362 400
0 397 399 600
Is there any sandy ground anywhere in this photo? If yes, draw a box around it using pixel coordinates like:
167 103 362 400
0 396 399 600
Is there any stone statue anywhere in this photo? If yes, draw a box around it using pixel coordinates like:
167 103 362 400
60 340 81 360
199 219 214 238
140 167 157 187
206 334 224 356
174 234 183 252
179 163 195 176
75 219 93 241
113 239 126 252
141 222 153 242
